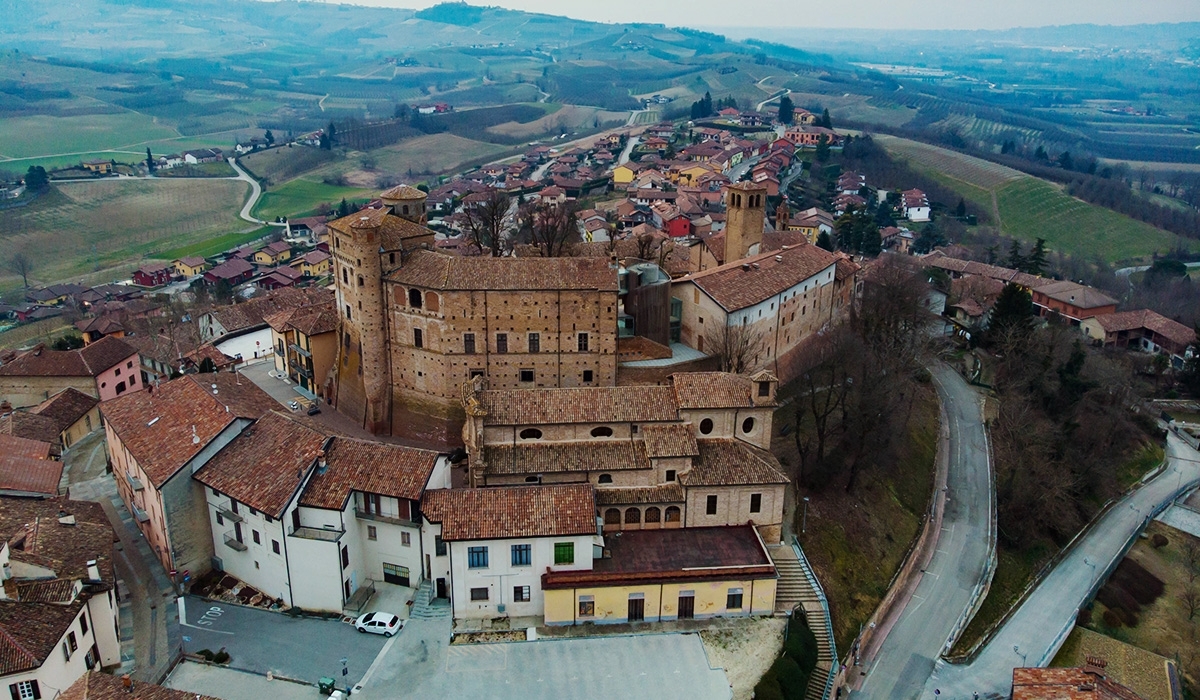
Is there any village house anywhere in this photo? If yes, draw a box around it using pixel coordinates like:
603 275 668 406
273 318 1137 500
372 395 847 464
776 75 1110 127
252 241 293 267
0 409 64 457
202 259 255 288
256 266 302 291
173 257 208 278
783 126 842 148
292 250 332 278
197 287 331 342
0 433 62 498
131 262 173 288
29 388 100 451
1030 280 1118 325
0 336 143 407
102 372 278 577
1081 309 1196 369
901 189 931 222
265 302 338 399
61 671 221 700
81 160 112 175
0 498 122 700
182 148 223 165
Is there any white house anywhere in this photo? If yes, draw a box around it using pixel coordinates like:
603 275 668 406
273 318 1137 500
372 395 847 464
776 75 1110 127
902 189 931 222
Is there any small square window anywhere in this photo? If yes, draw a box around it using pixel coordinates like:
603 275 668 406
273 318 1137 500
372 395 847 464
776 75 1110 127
579 598 595 617
272 540 280 554
519 369 534 383
470 587 489 601
665 469 676 482
554 542 574 565
511 543 532 566
727 588 744 610
514 585 531 602
468 546 489 569
583 370 594 383
401 531 411 546
367 525 378 541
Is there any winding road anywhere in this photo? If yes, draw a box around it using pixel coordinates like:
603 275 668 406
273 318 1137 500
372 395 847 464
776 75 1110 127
851 365 994 699
227 157 276 226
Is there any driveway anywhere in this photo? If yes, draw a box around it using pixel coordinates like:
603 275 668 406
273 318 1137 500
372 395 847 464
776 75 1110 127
853 365 994 699
63 428 108 484
179 595 387 685
922 432 1200 698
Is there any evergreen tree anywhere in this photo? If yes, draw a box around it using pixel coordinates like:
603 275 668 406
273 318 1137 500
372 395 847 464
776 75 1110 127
1034 145 1048 161
955 198 966 218
777 95 794 125
874 200 895 227
1007 239 1025 270
815 231 834 252
912 221 946 255
24 165 48 190
337 198 351 217
814 134 830 163
1057 151 1073 171
264 130 275 146
1026 238 1048 276
987 283 1036 344
859 225 882 257
819 108 832 128
145 147 155 173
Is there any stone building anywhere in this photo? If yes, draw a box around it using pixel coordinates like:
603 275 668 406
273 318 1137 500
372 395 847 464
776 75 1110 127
723 181 767 264
330 186 620 438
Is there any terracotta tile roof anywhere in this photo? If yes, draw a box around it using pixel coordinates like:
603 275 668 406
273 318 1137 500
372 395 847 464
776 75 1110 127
0 598 86 674
1035 280 1118 310
834 255 861 282
388 249 618 292
176 256 207 268
684 243 838 311
208 287 333 334
671 372 761 409
594 483 685 505
640 423 699 457
299 438 440 509
31 388 99 433
0 433 54 459
206 258 254 280
681 440 789 486
194 411 329 518
265 301 338 337
484 440 649 476
63 672 223 700
480 385 678 426
101 374 276 488
328 207 435 251
421 485 596 541
1091 309 1196 348
13 578 77 603
0 411 63 448
379 185 426 201
0 336 136 378
1011 667 1144 700
542 525 774 589
0 454 62 496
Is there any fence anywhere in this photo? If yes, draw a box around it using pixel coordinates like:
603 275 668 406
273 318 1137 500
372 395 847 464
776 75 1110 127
791 536 838 700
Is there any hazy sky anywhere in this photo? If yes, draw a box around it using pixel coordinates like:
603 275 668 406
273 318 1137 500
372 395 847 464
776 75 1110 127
312 0 1200 30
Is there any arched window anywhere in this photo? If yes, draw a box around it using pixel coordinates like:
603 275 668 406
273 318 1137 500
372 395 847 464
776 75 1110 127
425 292 439 312
357 275 364 288
645 507 661 523
598 474 613 484
699 418 714 435
519 428 543 440
625 508 641 524
742 417 755 434
604 508 621 525
590 426 614 438
665 506 681 522
408 288 423 309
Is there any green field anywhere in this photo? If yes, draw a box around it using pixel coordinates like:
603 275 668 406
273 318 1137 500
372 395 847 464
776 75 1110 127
156 226 275 262
0 112 178 159
0 179 250 290
360 133 511 176
252 178 377 220
995 178 1184 263
239 145 340 185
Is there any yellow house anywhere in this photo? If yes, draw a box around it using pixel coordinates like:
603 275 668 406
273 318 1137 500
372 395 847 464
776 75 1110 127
612 163 638 186
673 162 719 186
30 387 101 450
542 526 778 625
264 302 338 398
173 256 209 277
292 250 332 278
82 160 112 174
253 240 293 266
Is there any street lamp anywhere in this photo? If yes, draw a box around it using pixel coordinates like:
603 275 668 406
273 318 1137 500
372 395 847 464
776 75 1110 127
802 497 811 534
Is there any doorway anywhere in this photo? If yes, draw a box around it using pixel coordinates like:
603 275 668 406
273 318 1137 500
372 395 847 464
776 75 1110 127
628 597 645 622
436 578 447 599
382 562 410 587
678 594 694 620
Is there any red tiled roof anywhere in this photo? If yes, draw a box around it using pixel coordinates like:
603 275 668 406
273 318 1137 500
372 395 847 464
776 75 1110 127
479 385 678 426
684 244 838 311
671 372 761 409
1091 309 1195 348
62 672 223 700
1011 666 1144 700
206 258 255 280
327 207 435 251
0 454 62 496
388 249 618 292
0 433 54 460
593 483 685 505
0 336 137 378
31 388 99 433
194 411 328 518
299 438 439 509
0 411 63 448
681 440 789 486
640 422 699 457
483 441 649 476
1035 280 1118 310
421 484 596 541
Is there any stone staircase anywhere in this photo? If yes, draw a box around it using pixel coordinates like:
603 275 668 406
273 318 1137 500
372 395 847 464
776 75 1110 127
767 543 837 700
409 581 451 619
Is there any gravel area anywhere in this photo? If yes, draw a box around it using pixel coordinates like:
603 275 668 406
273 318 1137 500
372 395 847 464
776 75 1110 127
700 616 787 700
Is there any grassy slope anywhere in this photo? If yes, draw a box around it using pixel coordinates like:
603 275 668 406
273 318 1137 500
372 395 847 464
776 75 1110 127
252 179 376 220
0 112 178 159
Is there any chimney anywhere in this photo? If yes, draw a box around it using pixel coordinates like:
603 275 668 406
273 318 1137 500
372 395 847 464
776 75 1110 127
741 263 750 271
58 511 77 526
775 255 783 263
317 451 328 475
86 559 101 582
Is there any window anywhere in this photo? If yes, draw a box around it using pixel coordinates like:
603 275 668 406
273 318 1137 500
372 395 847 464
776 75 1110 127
513 586 531 603
408 288 422 308
468 546 489 569
68 631 78 653
511 544 532 566
758 381 771 397
524 476 541 483
742 417 756 434
435 535 447 556
519 369 534 383
78 611 88 636
665 469 676 482
577 333 589 352
463 333 476 354
590 426 613 438
706 494 718 515
115 367 121 377
470 587 489 601
342 268 348 284
699 418 714 435
583 370 594 383
413 328 423 348
11 681 40 700
604 508 621 525
230 502 239 514
367 526 378 541
470 369 485 379
624 508 641 524
727 588 744 610
357 275 364 288
252 530 261 545
528 333 540 353
345 305 352 321
519 428 543 440
216 512 224 526
645 507 661 523
666 506 681 522
496 333 508 353
341 545 349 570
578 596 595 617
750 493 762 514
598 473 613 484
554 542 574 565
272 540 280 555
401 531 411 547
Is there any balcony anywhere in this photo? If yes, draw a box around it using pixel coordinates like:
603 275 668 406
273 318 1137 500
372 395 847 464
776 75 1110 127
132 505 150 523
216 505 243 523
294 364 313 380
289 343 312 359
126 474 144 492
223 532 248 551
289 526 344 542
354 509 413 527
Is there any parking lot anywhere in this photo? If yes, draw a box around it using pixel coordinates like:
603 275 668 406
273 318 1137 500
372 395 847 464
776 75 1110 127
179 596 387 686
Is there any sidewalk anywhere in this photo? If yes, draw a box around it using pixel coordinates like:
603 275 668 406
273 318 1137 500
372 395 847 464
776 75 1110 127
70 475 182 682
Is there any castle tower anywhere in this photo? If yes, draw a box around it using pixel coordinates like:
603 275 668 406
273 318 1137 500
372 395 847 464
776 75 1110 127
724 181 768 263
380 185 428 225
332 210 391 434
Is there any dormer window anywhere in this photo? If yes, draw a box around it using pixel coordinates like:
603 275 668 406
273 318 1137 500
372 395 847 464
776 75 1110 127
699 418 714 435
598 474 613 484
758 381 771 397
409 289 423 308
519 428 543 440
590 426 613 438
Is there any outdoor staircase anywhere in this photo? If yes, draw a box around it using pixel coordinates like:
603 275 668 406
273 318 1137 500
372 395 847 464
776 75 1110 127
767 543 837 700
409 581 451 620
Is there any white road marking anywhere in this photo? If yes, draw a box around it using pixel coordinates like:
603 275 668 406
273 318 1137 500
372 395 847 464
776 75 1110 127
355 635 397 690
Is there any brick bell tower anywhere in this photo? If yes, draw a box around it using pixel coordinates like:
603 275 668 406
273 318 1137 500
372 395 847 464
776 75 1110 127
724 180 768 263
379 184 428 225
333 211 391 434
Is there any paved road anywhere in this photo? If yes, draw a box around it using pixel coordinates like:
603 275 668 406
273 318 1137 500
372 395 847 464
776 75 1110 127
227 157 280 226
923 432 1200 699
853 365 994 699
63 428 108 484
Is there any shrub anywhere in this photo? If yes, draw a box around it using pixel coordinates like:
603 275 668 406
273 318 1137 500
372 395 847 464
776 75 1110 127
1111 558 1165 605
1076 607 1092 626
195 649 214 661
1151 533 1169 549
771 655 810 700
783 617 820 675
753 667 785 700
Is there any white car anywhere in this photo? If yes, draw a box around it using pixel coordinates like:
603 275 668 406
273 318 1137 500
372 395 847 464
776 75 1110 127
354 612 402 637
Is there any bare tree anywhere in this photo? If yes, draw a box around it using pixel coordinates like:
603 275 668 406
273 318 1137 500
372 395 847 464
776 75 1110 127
8 252 32 288
793 328 855 488
1185 540 1200 583
518 201 579 258
704 322 764 375
634 231 662 261
460 189 511 256
1184 586 1200 621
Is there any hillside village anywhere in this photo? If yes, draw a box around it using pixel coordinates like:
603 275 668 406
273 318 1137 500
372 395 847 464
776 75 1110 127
2 90 1200 700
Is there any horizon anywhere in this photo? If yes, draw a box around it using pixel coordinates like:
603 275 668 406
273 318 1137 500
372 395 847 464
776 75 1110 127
258 0 1200 31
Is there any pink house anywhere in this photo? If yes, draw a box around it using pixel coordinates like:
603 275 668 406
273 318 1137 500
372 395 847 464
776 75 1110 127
0 335 144 407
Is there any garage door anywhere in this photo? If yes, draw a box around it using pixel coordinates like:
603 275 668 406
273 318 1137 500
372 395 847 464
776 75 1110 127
383 563 410 587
